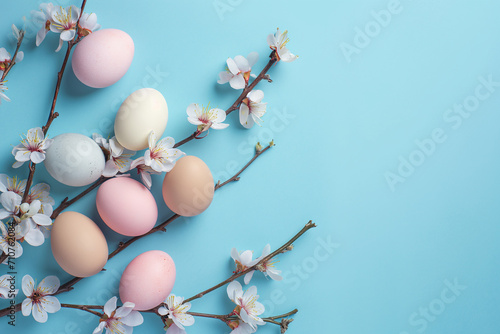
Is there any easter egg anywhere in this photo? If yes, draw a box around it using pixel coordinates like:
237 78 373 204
162 156 214 216
119 250 176 310
114 88 168 151
72 29 134 88
44 133 105 187
51 212 108 277
96 177 158 236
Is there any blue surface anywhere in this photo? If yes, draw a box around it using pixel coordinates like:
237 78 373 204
1 0 500 333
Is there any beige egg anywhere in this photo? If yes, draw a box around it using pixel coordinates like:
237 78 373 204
51 212 108 277
114 88 168 151
162 156 214 216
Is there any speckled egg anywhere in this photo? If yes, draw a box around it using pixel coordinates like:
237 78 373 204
72 29 134 88
114 88 168 151
51 211 108 277
119 250 176 311
96 177 158 236
162 156 214 216
44 133 105 187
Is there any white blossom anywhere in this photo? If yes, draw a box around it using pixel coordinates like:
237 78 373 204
218 52 259 89
186 103 228 133
227 281 265 330
267 28 297 62
231 248 257 285
21 274 61 323
12 127 53 168
239 90 267 129
158 295 194 332
93 296 144 334
144 131 184 173
130 157 159 189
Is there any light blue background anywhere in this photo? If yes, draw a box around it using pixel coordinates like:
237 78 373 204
1 0 500 333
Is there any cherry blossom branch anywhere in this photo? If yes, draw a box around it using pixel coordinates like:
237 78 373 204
0 28 25 82
51 176 106 219
183 221 316 304
172 51 278 149
0 143 274 318
21 0 88 205
215 142 273 190
60 303 103 317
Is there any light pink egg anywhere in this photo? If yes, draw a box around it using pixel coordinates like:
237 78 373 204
72 29 134 88
119 250 176 311
96 177 157 236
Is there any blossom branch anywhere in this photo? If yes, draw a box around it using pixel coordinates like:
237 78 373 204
20 0 88 205
51 176 106 218
173 52 277 149
183 221 316 304
60 303 103 317
215 143 273 190
0 142 273 318
0 29 25 82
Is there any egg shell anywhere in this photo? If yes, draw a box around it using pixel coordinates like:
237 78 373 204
114 88 168 151
44 133 105 187
119 250 176 311
51 211 108 277
96 177 158 236
72 29 134 88
162 156 214 216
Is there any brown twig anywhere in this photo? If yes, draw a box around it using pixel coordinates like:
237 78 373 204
185 309 298 329
0 142 273 318
183 221 316 304
21 0 88 204
60 303 103 317
0 28 25 82
173 52 277 149
215 143 273 190
51 176 106 218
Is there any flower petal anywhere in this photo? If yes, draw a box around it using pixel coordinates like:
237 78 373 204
38 275 60 295
229 75 246 90
248 90 264 103
32 302 48 323
186 103 200 119
234 55 250 72
227 281 242 302
24 228 45 246
121 310 144 326
226 58 239 75
41 295 61 313
104 296 117 316
22 275 34 297
244 271 255 285
21 298 32 316
217 71 233 84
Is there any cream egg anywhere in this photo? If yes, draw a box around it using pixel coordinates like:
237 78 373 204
51 211 108 277
44 133 105 187
96 177 158 236
72 29 134 88
119 250 176 311
114 88 168 151
162 156 214 216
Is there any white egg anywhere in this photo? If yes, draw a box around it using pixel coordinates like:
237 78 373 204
44 133 105 187
114 88 168 151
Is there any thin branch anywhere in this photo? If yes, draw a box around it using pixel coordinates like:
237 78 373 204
0 28 25 82
173 52 277 149
183 221 316 304
215 144 273 190
61 303 103 317
51 176 106 218
21 0 88 204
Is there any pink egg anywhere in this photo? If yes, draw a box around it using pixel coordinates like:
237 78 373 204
119 250 176 311
96 177 157 236
72 29 134 88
